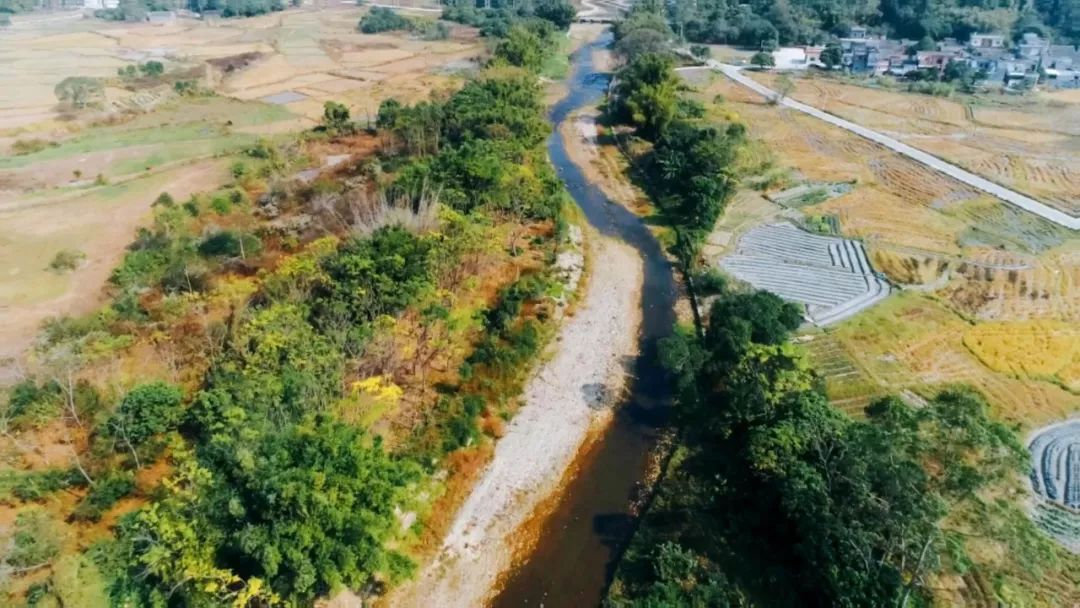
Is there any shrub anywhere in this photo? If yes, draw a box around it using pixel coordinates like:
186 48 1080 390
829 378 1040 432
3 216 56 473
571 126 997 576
11 138 54 156
71 471 136 522
108 382 184 447
48 249 86 272
198 230 262 259
4 508 62 568
692 267 727 296
210 194 232 215
690 43 711 59
359 7 410 33
139 60 164 77
0 469 78 504
5 379 62 421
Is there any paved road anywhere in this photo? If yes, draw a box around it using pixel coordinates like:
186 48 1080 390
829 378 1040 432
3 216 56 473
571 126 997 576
700 61 1080 231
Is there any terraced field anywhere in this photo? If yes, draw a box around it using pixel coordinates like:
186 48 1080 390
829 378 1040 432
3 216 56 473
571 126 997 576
827 293 1080 428
719 223 891 325
1029 420 1080 552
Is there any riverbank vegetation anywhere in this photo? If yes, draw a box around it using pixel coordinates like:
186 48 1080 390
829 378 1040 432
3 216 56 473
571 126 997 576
0 10 577 606
606 287 1064 607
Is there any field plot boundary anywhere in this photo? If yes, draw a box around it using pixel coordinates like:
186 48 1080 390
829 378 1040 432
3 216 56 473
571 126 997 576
718 222 892 326
697 61 1080 230
1027 418 1080 553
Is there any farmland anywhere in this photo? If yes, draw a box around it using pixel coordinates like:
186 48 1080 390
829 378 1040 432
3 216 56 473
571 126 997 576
679 65 1080 592
683 68 1080 423
748 72 1080 218
0 6 482 375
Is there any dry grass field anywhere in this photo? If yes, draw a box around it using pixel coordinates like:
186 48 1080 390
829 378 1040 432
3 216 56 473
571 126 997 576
0 6 482 375
748 72 1080 217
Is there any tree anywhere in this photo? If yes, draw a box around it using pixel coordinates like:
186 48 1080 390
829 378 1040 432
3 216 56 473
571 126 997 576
115 420 421 605
139 60 164 77
113 456 276 608
493 24 548 72
613 53 682 139
614 27 670 62
54 77 104 109
619 275 1038 607
750 51 775 69
820 42 843 68
358 6 411 33
107 382 183 466
534 0 575 30
321 100 353 134
203 417 422 601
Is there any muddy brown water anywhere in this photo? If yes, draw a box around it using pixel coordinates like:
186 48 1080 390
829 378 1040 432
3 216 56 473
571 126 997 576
490 32 677 608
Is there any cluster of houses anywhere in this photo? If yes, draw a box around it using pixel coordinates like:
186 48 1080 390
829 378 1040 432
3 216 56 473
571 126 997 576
786 27 1080 90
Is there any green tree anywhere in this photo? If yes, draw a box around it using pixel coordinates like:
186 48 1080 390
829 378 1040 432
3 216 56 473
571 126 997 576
204 416 421 601
139 60 164 77
108 381 183 448
613 53 681 139
322 100 353 134
614 27 670 62
820 42 843 68
773 73 794 102
535 0 576 29
358 6 411 33
493 24 548 72
750 50 775 69
54 77 104 109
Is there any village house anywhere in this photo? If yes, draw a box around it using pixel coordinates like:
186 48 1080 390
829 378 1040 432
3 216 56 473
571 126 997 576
969 32 1006 49
1018 32 1051 59
791 28 1079 89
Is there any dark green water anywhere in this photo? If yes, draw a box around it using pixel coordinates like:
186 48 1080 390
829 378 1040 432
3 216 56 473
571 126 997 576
490 32 677 608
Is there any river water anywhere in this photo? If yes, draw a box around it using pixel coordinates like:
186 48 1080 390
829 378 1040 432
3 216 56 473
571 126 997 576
490 32 677 608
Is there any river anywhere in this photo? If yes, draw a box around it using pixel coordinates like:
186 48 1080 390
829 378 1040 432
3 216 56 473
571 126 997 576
490 31 678 607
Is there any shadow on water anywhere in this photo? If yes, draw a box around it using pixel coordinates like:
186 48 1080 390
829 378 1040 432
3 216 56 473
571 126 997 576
490 32 677 608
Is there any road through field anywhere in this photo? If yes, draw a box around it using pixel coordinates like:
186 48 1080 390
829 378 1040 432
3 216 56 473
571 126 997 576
698 62 1080 231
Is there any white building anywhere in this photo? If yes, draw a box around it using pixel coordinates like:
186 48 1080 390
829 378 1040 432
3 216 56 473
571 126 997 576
970 33 1006 49
83 0 120 9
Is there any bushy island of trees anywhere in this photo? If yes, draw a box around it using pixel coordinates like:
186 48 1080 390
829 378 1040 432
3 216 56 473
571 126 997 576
664 0 1079 49
0 8 577 608
602 5 1074 606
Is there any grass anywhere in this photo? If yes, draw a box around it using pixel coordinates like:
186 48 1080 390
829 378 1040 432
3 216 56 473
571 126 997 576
541 34 572 80
0 99 292 171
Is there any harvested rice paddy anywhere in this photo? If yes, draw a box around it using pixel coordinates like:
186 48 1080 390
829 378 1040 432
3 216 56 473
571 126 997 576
685 69 1080 443
748 72 1080 218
